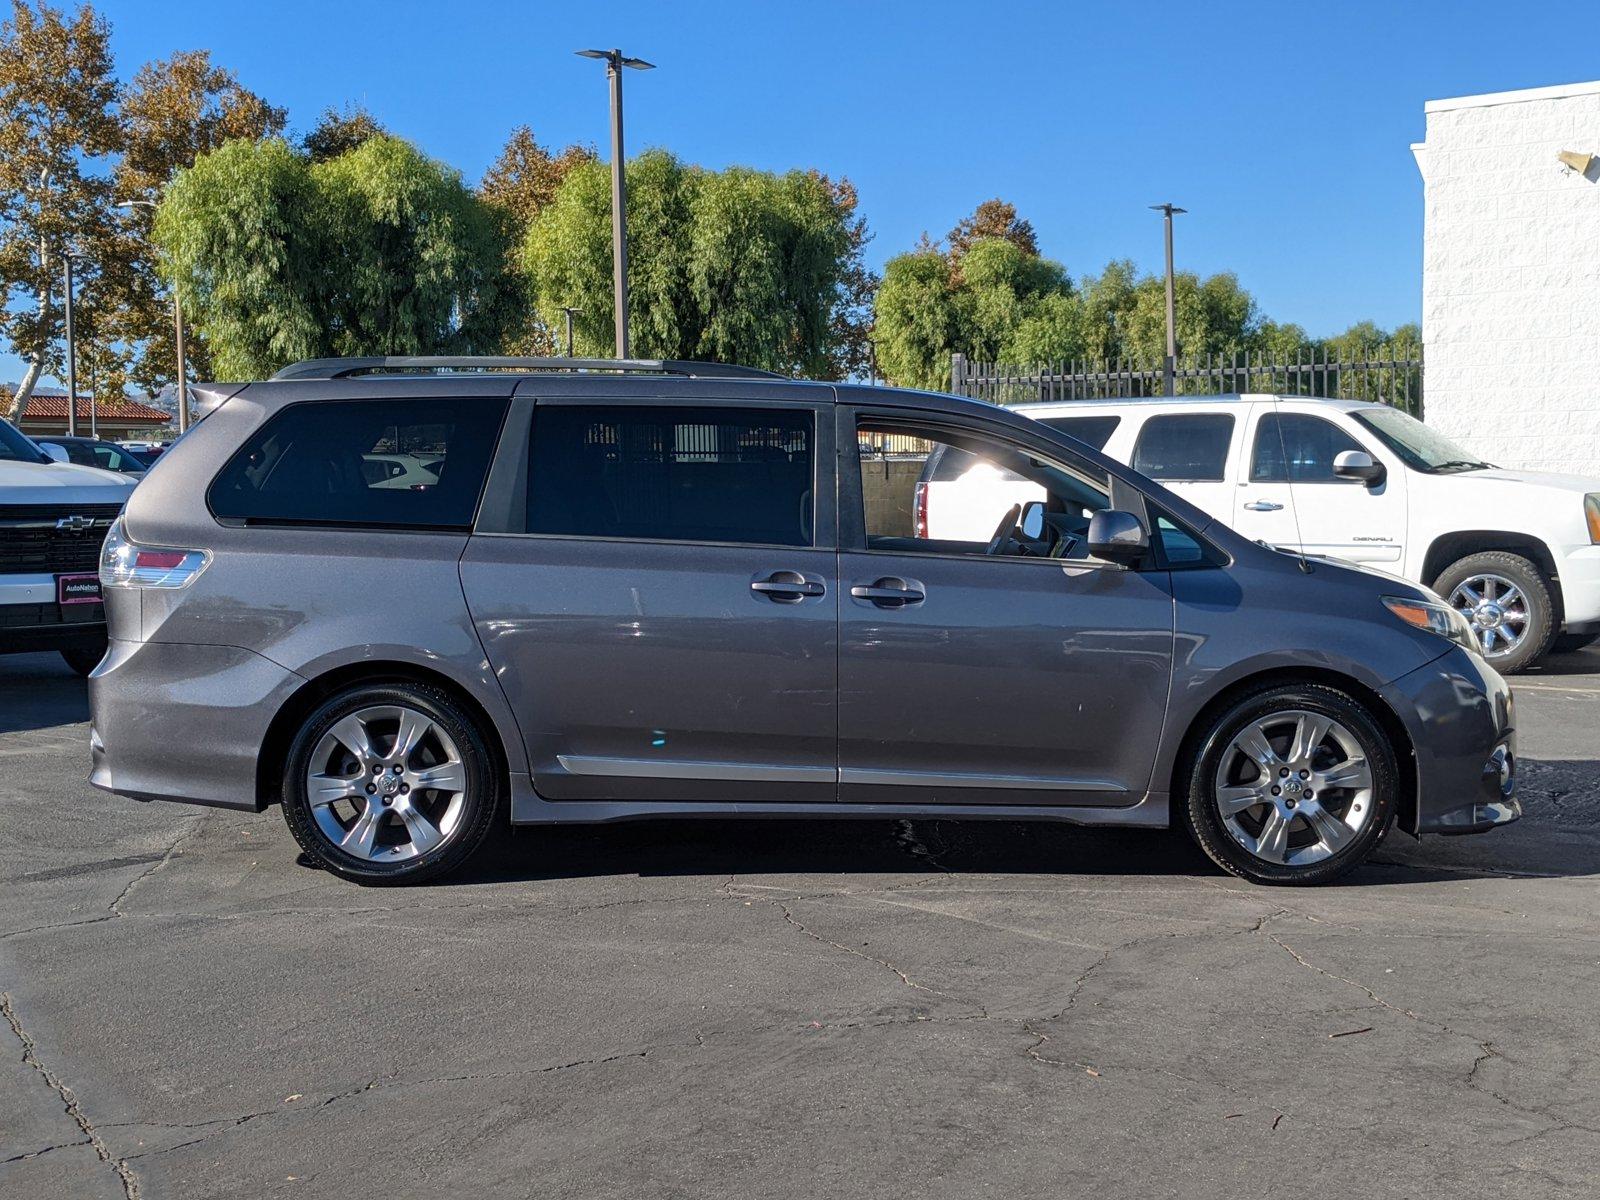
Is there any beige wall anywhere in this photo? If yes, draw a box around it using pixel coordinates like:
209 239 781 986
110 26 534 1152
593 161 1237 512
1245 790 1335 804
860 458 926 537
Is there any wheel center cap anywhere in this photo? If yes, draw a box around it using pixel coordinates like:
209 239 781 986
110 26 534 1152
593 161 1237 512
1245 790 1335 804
378 773 402 796
1474 603 1503 629
1282 778 1303 798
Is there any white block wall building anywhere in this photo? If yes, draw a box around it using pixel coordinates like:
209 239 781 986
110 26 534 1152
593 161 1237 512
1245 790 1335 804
1413 81 1600 473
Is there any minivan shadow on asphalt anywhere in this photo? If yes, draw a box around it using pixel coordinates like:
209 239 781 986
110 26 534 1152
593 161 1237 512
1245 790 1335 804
440 754 1600 887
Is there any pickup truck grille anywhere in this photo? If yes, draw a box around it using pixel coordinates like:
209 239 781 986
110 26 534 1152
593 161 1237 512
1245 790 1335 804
0 504 123 576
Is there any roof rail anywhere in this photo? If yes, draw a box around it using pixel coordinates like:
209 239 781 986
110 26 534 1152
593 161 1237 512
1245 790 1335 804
269 356 788 382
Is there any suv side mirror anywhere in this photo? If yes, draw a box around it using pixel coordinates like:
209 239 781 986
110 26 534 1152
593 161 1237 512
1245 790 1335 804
1087 509 1150 566
1018 499 1046 541
1333 449 1386 486
39 442 69 464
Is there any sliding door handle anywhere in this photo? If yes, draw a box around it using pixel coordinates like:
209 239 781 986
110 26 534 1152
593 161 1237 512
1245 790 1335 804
751 571 826 603
850 577 925 607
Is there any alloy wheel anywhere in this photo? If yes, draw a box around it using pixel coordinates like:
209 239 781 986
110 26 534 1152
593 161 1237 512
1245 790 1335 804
1213 709 1376 867
305 705 468 862
1447 572 1529 657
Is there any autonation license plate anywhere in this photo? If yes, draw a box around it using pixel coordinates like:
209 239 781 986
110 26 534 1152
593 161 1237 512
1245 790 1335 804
57 572 103 606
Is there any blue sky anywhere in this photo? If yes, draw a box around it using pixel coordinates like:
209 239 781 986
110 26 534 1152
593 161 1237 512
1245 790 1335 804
14 0 1600 389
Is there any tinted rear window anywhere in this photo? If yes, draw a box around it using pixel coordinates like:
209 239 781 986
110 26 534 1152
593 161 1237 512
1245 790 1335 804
527 406 814 546
1037 415 1121 451
210 397 508 529
1131 413 1235 481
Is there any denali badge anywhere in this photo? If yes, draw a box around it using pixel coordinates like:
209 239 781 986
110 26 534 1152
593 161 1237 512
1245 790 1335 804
56 514 95 532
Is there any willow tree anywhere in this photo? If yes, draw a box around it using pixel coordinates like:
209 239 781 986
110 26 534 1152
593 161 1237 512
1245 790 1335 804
155 134 513 379
523 149 871 378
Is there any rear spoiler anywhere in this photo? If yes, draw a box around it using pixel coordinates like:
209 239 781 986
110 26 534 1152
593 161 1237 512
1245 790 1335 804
185 382 249 423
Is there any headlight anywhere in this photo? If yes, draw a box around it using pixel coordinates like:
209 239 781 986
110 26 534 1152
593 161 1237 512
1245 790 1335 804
1383 595 1477 653
1585 493 1600 545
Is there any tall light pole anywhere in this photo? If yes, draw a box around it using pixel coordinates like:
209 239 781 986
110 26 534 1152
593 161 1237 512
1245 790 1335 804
1150 203 1186 396
62 250 79 437
577 48 654 359
116 198 188 433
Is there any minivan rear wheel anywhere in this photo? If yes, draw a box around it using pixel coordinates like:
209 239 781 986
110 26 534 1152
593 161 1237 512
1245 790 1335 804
281 682 500 885
1180 683 1397 886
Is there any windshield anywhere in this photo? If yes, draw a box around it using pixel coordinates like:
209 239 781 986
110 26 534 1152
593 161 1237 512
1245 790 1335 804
0 418 48 464
1351 407 1491 473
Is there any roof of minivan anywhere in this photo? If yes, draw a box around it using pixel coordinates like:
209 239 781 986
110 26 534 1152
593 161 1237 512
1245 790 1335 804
1012 393 1386 416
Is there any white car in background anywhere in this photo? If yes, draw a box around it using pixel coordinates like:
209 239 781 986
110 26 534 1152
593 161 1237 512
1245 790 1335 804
916 394 1600 673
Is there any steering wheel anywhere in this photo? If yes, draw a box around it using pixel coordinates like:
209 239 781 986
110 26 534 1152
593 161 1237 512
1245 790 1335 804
984 503 1023 556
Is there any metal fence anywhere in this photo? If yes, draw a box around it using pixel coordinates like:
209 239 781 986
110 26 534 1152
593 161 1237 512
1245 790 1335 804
950 348 1423 415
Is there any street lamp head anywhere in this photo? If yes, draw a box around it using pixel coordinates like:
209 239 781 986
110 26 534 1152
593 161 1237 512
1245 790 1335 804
1149 203 1187 215
576 48 654 70
115 198 157 210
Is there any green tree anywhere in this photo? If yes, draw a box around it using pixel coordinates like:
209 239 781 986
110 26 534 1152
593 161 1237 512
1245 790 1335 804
153 137 326 378
523 149 870 377
155 134 513 378
872 200 1078 390
0 0 121 416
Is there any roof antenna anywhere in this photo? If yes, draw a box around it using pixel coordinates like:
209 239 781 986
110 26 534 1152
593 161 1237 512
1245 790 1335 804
1271 397 1313 574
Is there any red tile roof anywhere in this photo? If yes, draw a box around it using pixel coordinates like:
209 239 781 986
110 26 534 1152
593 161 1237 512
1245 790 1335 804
23 395 169 424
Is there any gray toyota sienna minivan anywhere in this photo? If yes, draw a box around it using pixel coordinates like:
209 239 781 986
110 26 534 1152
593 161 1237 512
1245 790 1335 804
88 357 1519 886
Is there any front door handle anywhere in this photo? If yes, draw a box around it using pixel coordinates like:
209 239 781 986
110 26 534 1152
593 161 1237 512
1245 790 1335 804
751 570 826 603
1244 500 1284 512
850 577 926 607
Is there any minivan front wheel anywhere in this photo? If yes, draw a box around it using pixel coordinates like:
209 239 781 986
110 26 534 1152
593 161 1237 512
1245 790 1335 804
1180 684 1397 885
281 682 500 885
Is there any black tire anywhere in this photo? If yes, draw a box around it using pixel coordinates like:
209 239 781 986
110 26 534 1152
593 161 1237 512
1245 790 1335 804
1552 632 1599 656
1179 682 1399 886
59 643 106 677
1432 551 1554 674
281 682 501 885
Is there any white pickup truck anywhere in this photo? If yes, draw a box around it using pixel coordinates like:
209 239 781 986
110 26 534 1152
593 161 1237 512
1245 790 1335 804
916 393 1600 673
0 416 137 674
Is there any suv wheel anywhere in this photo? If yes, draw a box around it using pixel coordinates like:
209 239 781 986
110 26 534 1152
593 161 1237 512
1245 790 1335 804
1434 551 1554 674
281 682 500 885
1180 683 1397 886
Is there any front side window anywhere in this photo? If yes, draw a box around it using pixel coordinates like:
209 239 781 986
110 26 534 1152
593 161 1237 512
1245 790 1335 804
1131 413 1235 481
862 419 1111 560
1250 413 1366 482
209 397 509 528
527 406 814 547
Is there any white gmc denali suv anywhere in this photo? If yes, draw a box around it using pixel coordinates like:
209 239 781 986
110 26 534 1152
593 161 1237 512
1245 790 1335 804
0 416 137 674
917 393 1600 673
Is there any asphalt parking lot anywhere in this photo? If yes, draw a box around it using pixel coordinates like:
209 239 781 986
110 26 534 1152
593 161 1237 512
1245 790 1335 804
2 649 1598 1199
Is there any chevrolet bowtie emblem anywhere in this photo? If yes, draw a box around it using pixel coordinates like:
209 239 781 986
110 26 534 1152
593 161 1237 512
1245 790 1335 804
56 515 94 532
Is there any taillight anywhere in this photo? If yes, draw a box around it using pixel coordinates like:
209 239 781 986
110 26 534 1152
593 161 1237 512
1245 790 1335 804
1585 493 1600 545
913 482 929 539
99 517 210 590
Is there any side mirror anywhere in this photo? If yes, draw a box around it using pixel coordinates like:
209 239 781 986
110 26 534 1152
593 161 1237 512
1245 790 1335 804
1333 449 1386 486
39 442 69 464
1018 499 1047 541
1087 509 1150 566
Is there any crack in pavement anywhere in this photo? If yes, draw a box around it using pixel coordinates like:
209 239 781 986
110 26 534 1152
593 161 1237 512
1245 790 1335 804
0 1137 93 1166
1 991 140 1199
1253 909 1600 1138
